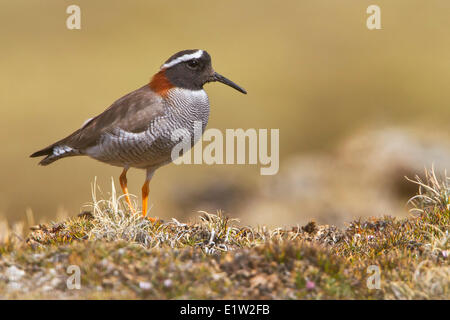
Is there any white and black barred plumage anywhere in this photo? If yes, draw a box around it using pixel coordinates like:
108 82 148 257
31 86 209 169
30 49 246 219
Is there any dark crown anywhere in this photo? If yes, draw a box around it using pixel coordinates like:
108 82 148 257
159 49 246 94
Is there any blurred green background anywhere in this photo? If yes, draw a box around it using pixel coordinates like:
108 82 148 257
1 0 449 226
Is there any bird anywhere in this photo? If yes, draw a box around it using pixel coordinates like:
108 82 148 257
30 49 247 222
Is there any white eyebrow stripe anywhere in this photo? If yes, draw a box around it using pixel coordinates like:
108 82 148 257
160 50 203 69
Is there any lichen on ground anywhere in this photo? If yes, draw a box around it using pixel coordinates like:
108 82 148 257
0 168 448 299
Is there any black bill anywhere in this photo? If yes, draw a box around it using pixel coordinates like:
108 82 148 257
210 72 247 94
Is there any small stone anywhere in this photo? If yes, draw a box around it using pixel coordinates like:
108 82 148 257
50 277 61 287
139 281 153 290
211 273 224 281
163 279 172 288
6 266 25 281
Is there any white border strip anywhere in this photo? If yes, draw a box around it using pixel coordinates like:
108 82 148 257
161 50 203 69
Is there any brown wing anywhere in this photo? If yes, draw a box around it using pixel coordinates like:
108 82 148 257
58 85 163 149
31 84 165 164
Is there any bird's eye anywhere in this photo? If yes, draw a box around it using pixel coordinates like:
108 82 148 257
186 59 199 69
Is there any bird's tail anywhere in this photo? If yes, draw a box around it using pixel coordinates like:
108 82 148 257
30 144 80 165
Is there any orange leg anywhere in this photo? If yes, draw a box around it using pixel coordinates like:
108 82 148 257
142 169 156 222
119 168 135 213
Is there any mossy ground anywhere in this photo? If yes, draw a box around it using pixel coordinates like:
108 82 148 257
0 169 448 299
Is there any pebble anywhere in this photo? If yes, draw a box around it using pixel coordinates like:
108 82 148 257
5 266 25 281
139 281 153 290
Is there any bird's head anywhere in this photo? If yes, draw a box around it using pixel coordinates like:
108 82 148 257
150 49 247 96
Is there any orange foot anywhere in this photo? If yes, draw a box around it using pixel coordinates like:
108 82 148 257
141 169 157 223
119 168 135 213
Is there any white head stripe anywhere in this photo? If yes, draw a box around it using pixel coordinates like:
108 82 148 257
161 50 203 69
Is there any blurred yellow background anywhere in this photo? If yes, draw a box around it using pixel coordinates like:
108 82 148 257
1 0 449 227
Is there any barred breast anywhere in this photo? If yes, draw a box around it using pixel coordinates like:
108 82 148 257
86 88 210 169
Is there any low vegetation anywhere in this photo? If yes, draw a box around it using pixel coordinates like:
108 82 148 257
0 169 448 299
